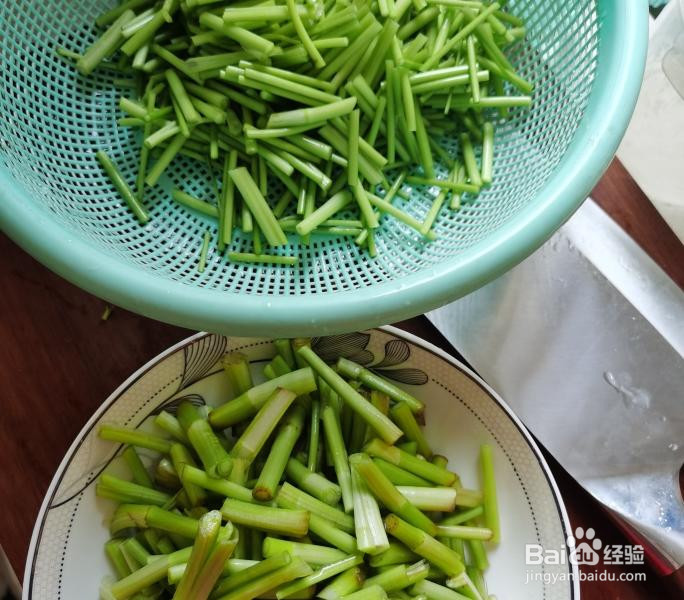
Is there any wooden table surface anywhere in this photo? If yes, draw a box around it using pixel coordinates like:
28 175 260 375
1 160 682 598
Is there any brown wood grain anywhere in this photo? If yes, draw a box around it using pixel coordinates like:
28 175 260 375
592 160 684 291
0 159 681 598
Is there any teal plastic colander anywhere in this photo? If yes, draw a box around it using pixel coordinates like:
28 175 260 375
0 1 647 336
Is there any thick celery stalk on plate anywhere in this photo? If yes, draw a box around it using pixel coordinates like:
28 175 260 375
97 338 500 600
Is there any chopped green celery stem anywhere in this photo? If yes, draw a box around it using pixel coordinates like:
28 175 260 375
229 167 288 246
347 110 360 187
222 350 253 396
170 443 207 508
422 2 500 70
318 567 366 600
263 537 347 565
277 555 364 600
481 122 494 185
97 473 170 506
411 579 470 600
364 439 456 486
286 456 342 505
145 133 187 187
406 176 479 194
144 121 181 149
389 402 432 458
435 525 493 540
190 524 240 598
209 367 317 428
265 354 291 379
222 6 305 22
350 461 390 554
214 557 313 600
477 95 532 107
480 444 500 543
238 74 322 106
173 510 222 599
286 0 325 67
254 143 296 177
96 150 149 224
165 69 201 124
337 358 425 414
230 387 297 477
440 507 485 527
105 540 131 579
179 403 234 479
352 181 379 229
276 481 355 533
369 541 420 567
459 133 483 188
400 70 417 132
212 552 292 597
197 230 211 273
409 65 469 85
363 560 430 591
221 498 309 537
411 71 489 94
397 7 440 41
99 424 171 453
253 404 305 501
466 35 480 103
267 98 356 128
172 189 219 218
307 398 322 471
199 13 275 58
350 453 436 535
268 147 331 190
384 514 464 577
219 150 238 248
385 61 397 163
179 464 254 503
396 486 458 512
258 134 320 164
297 346 402 445
122 446 154 488
321 402 354 513
477 56 533 94
339 584 388 600
110 545 192 598
413 103 434 179
78 10 136 76
242 68 339 104
318 126 383 185
96 0 154 26
151 43 202 84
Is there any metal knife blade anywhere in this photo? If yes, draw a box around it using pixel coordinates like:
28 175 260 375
428 198 684 572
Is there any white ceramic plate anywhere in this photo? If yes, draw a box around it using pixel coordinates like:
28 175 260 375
23 327 579 599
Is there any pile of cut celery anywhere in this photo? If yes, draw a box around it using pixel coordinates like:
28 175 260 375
98 339 500 600
62 0 531 266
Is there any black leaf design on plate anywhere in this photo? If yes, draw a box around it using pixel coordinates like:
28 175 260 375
372 339 411 368
312 332 373 364
179 335 227 390
151 393 205 416
50 393 208 509
373 367 429 386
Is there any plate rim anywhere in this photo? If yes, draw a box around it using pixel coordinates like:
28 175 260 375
23 326 580 599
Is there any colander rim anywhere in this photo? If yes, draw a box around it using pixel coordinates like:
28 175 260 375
0 1 648 337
